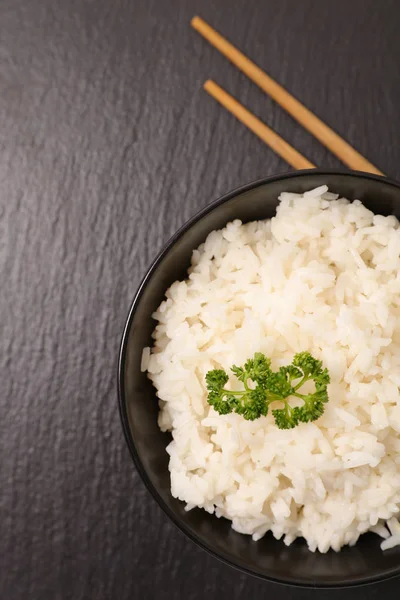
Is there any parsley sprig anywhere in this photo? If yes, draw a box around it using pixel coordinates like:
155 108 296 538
205 352 330 429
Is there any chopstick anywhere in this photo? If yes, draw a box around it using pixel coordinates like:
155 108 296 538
204 80 315 170
192 16 384 176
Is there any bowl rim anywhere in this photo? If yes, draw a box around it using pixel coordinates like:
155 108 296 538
118 168 400 588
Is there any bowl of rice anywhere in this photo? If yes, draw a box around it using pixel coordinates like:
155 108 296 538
118 169 400 587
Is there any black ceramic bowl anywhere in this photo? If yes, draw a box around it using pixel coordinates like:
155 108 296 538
118 169 400 587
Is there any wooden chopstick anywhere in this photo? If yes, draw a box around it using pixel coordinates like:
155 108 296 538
204 80 315 170
192 16 384 176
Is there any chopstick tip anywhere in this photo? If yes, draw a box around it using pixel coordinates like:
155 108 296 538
191 15 201 29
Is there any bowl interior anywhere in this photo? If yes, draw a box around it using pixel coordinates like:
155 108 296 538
119 170 400 587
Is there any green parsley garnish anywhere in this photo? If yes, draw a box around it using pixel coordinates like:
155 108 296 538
205 352 330 429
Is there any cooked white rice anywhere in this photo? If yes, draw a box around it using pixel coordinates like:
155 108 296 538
143 186 400 553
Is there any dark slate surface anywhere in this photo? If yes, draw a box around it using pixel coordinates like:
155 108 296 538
2 0 400 598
